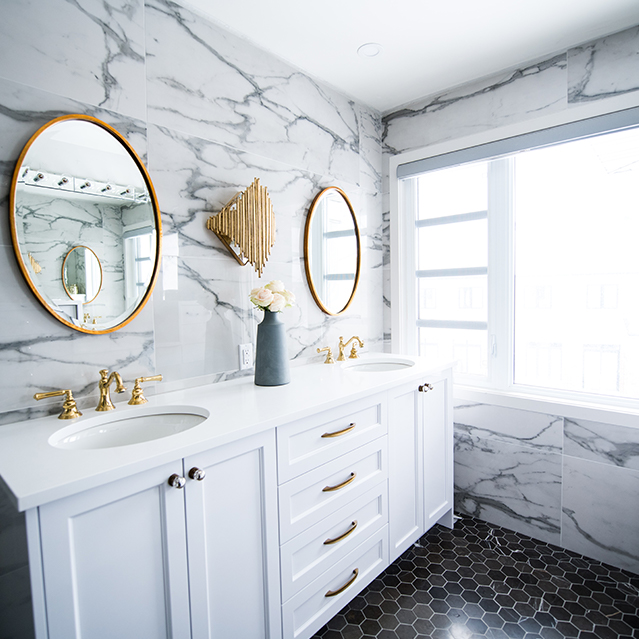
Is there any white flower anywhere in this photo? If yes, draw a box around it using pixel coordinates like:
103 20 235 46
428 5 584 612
282 289 296 307
269 293 286 312
249 287 274 308
265 280 285 293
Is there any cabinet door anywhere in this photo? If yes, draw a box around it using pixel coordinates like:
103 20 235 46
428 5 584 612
388 383 423 562
38 462 191 639
423 373 454 531
184 430 281 639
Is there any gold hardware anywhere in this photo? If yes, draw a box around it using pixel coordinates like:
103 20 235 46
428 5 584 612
321 423 356 438
96 369 126 411
28 253 42 274
322 472 356 492
317 346 335 364
337 336 364 361
325 568 359 597
419 383 434 393
206 178 275 277
33 389 82 420
324 521 358 545
188 467 206 481
128 374 163 405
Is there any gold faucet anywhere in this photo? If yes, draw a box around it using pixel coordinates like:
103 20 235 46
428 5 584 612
96 369 126 411
337 336 364 361
317 346 335 364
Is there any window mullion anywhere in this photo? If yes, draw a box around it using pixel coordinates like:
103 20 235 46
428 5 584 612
487 158 514 389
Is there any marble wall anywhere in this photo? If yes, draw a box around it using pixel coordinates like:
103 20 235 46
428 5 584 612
381 25 639 575
0 1 383 635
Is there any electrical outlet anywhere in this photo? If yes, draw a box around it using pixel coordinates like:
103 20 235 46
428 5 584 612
239 343 253 370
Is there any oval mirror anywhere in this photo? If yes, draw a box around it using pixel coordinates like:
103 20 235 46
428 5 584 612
62 246 103 304
304 187 361 315
9 115 161 333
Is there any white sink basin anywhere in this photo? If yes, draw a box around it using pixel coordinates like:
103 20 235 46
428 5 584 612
343 357 415 372
49 406 209 450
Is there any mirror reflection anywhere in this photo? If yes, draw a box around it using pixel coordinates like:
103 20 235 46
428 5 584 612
10 115 161 333
62 246 103 306
304 187 361 315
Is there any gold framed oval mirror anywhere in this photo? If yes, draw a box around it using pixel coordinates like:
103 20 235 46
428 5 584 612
62 245 103 304
9 114 162 334
304 187 361 315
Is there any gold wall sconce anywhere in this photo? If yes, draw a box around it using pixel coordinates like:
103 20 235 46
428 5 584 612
206 178 275 277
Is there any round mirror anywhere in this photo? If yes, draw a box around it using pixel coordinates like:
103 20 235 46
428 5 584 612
304 187 361 315
62 246 103 304
9 115 162 333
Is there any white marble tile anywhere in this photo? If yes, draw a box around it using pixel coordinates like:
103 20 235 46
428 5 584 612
568 26 639 104
383 54 567 156
454 402 563 452
0 0 146 120
145 0 360 184
564 418 639 470
562 456 639 573
358 105 383 195
455 432 562 545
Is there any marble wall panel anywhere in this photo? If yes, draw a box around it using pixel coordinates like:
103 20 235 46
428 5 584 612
145 0 360 185
383 54 567 156
454 430 562 545
454 402 563 452
564 418 639 469
568 26 639 104
0 0 146 121
562 455 639 573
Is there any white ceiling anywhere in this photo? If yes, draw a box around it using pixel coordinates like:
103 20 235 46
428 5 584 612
181 0 639 114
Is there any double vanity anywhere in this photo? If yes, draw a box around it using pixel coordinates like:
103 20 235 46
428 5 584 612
0 354 453 639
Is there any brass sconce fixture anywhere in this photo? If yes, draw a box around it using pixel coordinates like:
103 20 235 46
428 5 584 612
206 178 275 277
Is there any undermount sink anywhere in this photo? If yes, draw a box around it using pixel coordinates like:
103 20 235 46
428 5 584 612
342 357 415 372
49 406 209 450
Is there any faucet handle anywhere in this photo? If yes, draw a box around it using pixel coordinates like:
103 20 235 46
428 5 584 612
128 374 163 405
348 336 364 359
34 389 83 420
317 347 335 364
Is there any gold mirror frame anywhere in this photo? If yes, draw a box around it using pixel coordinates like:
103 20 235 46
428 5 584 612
9 114 162 334
304 187 361 316
62 245 103 304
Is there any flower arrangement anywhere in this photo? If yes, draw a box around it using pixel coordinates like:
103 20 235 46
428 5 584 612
250 280 296 313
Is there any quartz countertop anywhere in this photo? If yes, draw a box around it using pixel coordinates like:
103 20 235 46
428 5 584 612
0 354 452 511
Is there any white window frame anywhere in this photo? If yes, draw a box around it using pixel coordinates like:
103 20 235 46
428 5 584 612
389 96 639 423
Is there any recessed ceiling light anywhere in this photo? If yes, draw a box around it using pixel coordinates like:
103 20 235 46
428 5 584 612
357 43 383 58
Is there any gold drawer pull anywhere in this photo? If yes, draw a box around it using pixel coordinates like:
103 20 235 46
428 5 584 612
324 520 358 545
322 472 356 492
321 423 356 438
325 568 359 597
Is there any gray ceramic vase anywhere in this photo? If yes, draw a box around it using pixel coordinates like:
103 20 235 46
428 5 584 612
254 309 290 386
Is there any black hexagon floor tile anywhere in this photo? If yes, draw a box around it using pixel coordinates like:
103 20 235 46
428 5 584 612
310 516 639 639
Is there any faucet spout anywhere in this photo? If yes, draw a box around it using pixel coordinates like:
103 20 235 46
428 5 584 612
96 369 127 411
340 336 364 360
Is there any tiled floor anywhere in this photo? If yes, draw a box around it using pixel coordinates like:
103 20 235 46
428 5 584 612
311 516 639 639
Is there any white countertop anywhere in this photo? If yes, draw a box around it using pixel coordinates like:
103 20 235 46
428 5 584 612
0 354 452 511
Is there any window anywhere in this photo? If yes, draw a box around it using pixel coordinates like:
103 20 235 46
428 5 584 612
396 107 639 405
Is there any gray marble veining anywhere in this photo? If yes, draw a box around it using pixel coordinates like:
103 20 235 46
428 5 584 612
568 26 639 104
564 417 639 470
383 54 567 156
562 455 639 574
454 430 562 545
454 402 563 452
0 0 146 121
145 0 361 186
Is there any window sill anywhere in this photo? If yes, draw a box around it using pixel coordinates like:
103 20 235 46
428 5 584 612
453 385 639 429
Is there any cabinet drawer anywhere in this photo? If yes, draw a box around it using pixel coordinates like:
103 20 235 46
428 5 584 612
279 437 387 543
280 481 387 603
282 526 388 639
277 397 386 483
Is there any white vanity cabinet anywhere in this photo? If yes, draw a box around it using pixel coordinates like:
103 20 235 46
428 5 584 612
388 368 453 562
29 430 280 639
